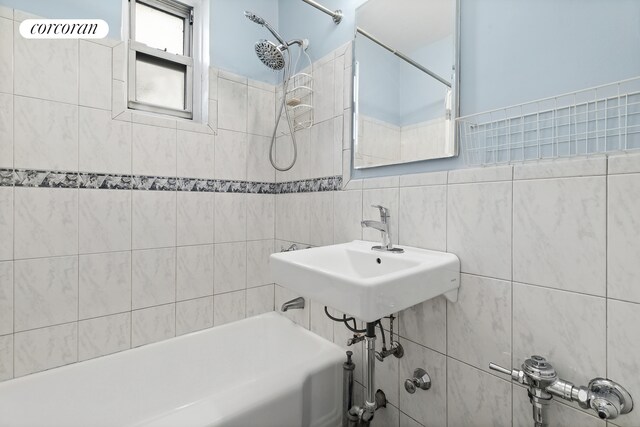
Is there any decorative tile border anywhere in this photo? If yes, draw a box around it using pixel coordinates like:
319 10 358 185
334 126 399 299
0 168 341 194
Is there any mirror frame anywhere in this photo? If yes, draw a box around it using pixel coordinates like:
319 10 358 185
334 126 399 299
346 0 461 177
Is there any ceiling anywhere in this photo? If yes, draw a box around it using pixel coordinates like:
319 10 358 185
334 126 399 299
356 0 454 52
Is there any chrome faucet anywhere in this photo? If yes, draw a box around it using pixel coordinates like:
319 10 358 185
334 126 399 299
281 296 305 312
361 205 404 253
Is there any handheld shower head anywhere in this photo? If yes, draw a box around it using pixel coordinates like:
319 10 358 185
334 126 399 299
244 10 288 49
243 11 265 25
255 40 285 71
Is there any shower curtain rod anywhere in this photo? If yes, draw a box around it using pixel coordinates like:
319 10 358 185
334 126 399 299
356 27 452 88
300 0 343 24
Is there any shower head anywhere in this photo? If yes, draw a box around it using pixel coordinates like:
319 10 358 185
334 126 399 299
255 40 285 70
244 10 288 47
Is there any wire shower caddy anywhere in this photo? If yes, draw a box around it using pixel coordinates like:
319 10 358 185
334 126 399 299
458 77 640 167
285 72 314 131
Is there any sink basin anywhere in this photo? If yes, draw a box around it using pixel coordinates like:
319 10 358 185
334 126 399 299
270 240 460 322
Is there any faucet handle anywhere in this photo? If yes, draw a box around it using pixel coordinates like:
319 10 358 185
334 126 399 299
489 362 526 384
371 204 389 220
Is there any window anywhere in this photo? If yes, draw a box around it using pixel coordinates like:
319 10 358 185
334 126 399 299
128 0 200 119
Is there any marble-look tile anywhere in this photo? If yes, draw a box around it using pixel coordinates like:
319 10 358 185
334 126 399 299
343 109 352 151
177 130 214 179
398 339 447 426
399 171 447 187
365 335 400 406
112 80 127 118
333 190 362 244
399 296 446 354
14 24 78 104
208 67 218 100
79 251 131 319
607 299 640 427
513 283 605 386
310 300 333 342
14 256 78 331
214 193 246 243
215 129 247 181
14 323 77 377
14 96 78 171
308 192 334 247
214 242 246 294
0 93 12 168
112 42 125 81
219 70 247 84
246 134 274 183
176 297 213 335
362 175 399 190
371 402 399 427
0 334 12 381
177 245 214 301
79 41 111 110
246 194 274 240
399 412 422 427
0 17 12 95
313 59 335 124
608 174 640 303
177 192 214 246
0 187 12 261
218 78 247 132
0 6 9 19
447 274 511 373
309 119 335 179
513 177 606 296
514 156 606 180
448 358 512 427
333 116 343 175
333 55 345 118
132 190 176 250
79 189 131 253
513 384 603 427
0 261 12 335
275 193 310 244
447 182 512 280
248 86 275 137
131 112 176 129
79 107 131 174
207 99 218 130
132 124 177 177
398 185 446 251
132 248 176 309
247 239 274 288
275 285 309 328
448 165 512 184
608 151 640 174
213 290 246 326
78 312 131 361
131 304 175 347
14 188 78 259
362 188 399 245
246 285 274 317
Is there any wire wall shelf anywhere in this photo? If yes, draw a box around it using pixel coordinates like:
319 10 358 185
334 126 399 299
286 72 314 131
458 77 640 167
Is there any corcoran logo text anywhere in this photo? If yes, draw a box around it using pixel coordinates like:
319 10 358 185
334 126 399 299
19 19 109 39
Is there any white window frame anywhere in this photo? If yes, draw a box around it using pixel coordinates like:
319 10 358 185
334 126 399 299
123 0 209 122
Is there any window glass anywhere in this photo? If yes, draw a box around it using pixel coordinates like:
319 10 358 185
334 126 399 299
135 1 185 55
135 53 186 110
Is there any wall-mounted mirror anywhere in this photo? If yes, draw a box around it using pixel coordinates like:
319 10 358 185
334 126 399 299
353 0 459 169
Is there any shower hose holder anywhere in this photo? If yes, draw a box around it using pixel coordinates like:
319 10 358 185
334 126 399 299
490 355 633 426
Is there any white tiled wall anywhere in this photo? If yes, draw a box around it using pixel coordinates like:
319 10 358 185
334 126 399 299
0 7 276 380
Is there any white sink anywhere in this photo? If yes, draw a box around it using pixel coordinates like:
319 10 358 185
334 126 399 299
270 240 460 322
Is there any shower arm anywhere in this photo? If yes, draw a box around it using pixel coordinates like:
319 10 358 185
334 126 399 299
300 0 342 24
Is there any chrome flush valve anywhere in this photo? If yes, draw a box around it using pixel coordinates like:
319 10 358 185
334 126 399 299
490 355 634 425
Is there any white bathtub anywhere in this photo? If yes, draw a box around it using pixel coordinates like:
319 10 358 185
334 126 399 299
0 312 345 427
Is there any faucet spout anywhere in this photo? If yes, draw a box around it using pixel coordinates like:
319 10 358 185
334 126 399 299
281 296 305 312
360 220 387 232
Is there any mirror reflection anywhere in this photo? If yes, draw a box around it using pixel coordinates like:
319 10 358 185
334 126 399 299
353 0 458 169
